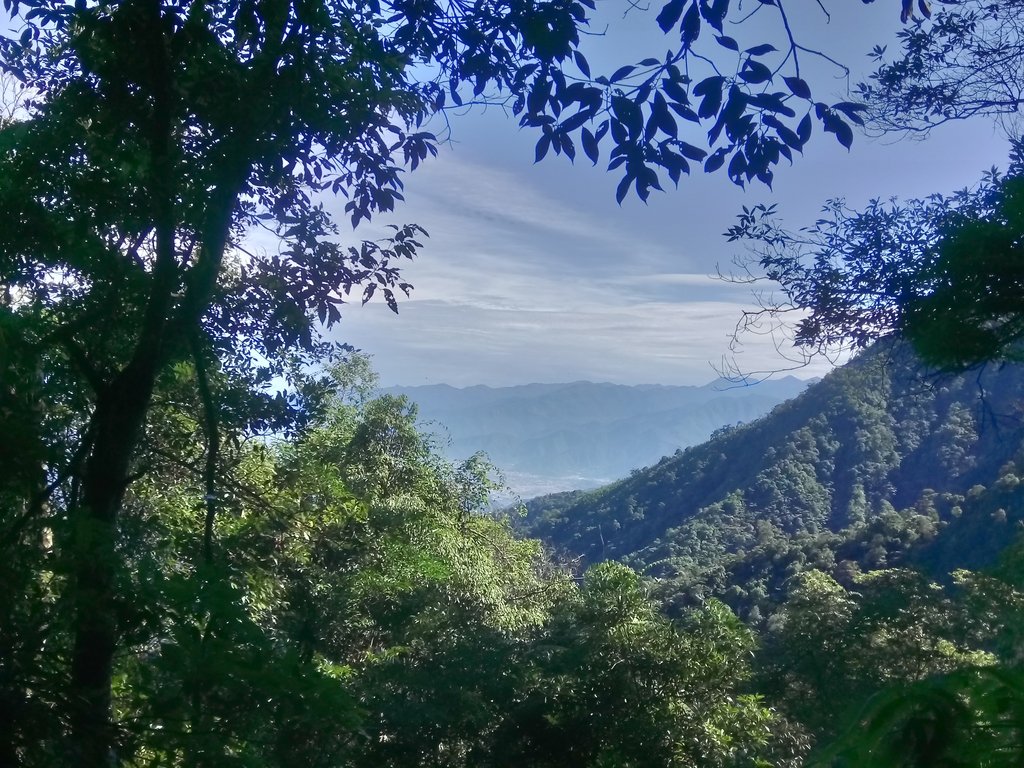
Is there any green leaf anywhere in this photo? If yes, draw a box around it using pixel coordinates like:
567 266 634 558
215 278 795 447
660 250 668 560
609 64 636 83
797 113 812 143
535 134 552 162
681 1 701 47
581 127 599 164
739 60 772 84
615 172 633 204
704 148 727 172
573 50 591 78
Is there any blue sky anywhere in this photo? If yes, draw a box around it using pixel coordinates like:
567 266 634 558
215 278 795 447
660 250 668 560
329 3 1012 387
3 3 1008 387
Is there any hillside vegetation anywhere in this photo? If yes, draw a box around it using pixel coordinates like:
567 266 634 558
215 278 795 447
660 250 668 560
520 343 1024 761
526 344 1020 558
524 343 1024 611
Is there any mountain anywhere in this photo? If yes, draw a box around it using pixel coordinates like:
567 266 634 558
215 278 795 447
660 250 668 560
521 343 1024 586
383 378 811 497
516 346 1024 761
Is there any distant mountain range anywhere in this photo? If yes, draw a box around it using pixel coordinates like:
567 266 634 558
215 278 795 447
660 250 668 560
383 377 811 497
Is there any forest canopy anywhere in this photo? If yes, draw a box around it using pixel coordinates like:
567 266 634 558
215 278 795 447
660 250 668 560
2 0 1021 765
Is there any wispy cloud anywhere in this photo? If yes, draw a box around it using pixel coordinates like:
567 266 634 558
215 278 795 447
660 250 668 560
320 149 824 385
316 87 1008 387
334 293 838 387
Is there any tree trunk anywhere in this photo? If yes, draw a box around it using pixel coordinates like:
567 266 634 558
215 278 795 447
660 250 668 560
68 366 159 767
64 191 242 765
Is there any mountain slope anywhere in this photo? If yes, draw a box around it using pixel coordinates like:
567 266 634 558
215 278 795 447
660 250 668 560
522 343 1024 576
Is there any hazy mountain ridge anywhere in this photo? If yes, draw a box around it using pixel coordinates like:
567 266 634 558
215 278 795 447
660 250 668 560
384 378 811 492
521 343 1024 579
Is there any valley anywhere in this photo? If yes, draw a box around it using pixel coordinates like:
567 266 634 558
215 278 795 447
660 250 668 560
386 377 811 497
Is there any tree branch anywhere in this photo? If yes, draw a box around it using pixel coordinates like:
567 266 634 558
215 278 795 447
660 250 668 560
190 332 220 564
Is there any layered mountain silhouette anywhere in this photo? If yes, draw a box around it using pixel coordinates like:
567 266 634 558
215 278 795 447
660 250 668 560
385 377 810 496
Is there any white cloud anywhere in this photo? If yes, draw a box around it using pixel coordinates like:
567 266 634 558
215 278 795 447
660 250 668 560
334 292 837 387
309 32 1009 388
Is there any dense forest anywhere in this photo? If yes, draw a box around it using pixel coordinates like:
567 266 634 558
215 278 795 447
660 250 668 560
2 360 806 766
523 342 1024 762
5 0 1024 764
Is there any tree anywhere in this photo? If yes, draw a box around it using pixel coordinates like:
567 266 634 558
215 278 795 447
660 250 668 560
721 0 1024 373
489 562 800 768
857 0 1024 136
814 563 1024 767
0 0 910 762
757 569 992 752
725 148 1024 372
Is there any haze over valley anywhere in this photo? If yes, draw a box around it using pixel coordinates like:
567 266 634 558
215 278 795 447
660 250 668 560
387 376 811 497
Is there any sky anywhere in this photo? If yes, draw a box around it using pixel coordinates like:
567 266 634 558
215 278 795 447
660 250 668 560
328 2 1012 387
2 3 1009 388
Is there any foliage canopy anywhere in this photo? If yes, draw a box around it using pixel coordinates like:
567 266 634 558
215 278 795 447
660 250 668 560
726 154 1024 371
0 0 965 763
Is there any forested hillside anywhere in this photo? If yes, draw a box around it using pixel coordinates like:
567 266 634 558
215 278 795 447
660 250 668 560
524 342 1024 594
520 343 1024 762
386 379 809 496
